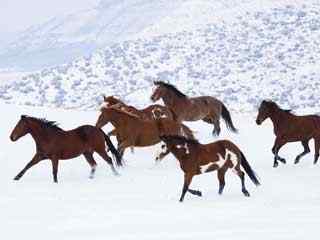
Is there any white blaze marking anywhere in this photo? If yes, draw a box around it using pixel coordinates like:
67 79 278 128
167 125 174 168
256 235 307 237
176 144 190 155
185 144 190 154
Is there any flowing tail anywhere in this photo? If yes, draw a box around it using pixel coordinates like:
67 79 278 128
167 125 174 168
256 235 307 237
221 103 238 133
240 152 260 186
102 131 123 166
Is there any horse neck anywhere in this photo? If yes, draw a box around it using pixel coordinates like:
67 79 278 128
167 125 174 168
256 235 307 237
162 91 186 108
28 121 55 146
111 111 139 128
269 107 291 134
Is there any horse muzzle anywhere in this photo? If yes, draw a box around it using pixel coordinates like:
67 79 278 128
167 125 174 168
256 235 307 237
10 134 18 141
255 119 261 125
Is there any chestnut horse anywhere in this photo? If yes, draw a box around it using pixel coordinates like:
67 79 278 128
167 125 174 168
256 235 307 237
159 135 260 202
95 106 194 159
10 115 122 182
151 81 237 135
102 95 174 120
256 100 320 167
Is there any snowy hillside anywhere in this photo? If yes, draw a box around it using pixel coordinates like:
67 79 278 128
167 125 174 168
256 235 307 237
0 0 186 70
1 103 320 239
1 1 320 113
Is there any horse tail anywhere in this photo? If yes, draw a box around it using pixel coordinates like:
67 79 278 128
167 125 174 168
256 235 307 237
240 151 260 186
101 130 123 166
221 103 238 133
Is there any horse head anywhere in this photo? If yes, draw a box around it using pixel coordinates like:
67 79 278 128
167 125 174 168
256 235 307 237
10 115 30 141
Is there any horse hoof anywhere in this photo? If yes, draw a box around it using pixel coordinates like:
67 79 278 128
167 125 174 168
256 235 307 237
294 159 299 164
279 158 286 164
273 163 279 168
196 191 202 197
243 190 250 197
13 177 20 181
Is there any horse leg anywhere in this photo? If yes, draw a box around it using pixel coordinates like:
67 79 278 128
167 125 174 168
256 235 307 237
187 189 202 197
294 140 310 164
234 166 250 197
179 173 194 202
117 140 131 159
97 150 119 176
314 138 320 164
130 147 134 154
212 118 221 136
83 152 97 179
50 158 59 183
14 153 45 180
217 167 227 195
272 138 286 167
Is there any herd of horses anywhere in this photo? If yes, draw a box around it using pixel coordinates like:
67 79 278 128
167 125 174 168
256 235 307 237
9 81 320 202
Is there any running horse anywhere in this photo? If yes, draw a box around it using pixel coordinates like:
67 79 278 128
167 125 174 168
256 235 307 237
151 81 237 135
102 95 174 137
102 95 174 120
256 100 320 167
159 135 260 202
95 106 195 159
10 115 122 182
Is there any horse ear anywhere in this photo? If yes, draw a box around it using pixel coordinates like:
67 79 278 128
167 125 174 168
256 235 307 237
21 115 26 119
103 95 107 101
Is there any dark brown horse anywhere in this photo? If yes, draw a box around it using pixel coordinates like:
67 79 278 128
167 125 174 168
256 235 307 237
256 100 320 167
10 115 122 182
159 135 260 202
102 95 174 120
95 106 194 159
151 81 237 135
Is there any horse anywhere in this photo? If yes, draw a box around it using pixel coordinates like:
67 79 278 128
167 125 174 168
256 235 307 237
10 115 123 182
256 100 320 167
150 81 237 136
95 106 195 159
102 95 174 120
159 135 260 202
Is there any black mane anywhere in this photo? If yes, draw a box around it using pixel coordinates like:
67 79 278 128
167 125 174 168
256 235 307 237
160 135 199 145
23 115 63 131
263 100 292 113
154 81 187 98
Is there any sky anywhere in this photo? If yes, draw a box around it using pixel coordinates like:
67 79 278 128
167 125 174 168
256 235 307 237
0 0 99 34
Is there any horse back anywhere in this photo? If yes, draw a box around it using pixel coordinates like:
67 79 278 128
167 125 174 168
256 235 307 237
66 125 103 142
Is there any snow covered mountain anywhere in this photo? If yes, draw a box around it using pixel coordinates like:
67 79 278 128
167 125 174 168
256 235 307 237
0 0 186 70
1 1 319 113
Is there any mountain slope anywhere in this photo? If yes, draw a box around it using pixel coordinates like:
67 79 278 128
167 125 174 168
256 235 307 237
0 0 185 70
1 2 319 113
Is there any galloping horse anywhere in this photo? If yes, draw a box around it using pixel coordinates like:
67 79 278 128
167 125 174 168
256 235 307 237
159 135 260 202
95 106 194 159
102 95 174 138
151 81 237 135
256 100 320 167
102 95 174 120
10 115 122 182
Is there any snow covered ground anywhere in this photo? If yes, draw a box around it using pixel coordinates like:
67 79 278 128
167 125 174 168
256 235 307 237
1 0 320 113
1 103 319 239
